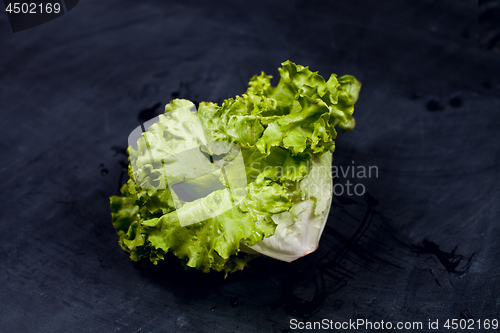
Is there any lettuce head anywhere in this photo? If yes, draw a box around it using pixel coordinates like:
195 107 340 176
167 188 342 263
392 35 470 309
110 61 361 276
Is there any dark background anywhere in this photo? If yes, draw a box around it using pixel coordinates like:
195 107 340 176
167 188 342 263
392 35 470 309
1 0 499 332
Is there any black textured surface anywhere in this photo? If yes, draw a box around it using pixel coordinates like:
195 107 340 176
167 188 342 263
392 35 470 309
1 1 499 332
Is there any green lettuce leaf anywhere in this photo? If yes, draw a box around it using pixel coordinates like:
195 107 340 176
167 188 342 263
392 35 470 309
111 176 291 276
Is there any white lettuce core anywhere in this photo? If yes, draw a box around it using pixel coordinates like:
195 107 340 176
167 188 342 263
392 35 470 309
243 152 333 262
